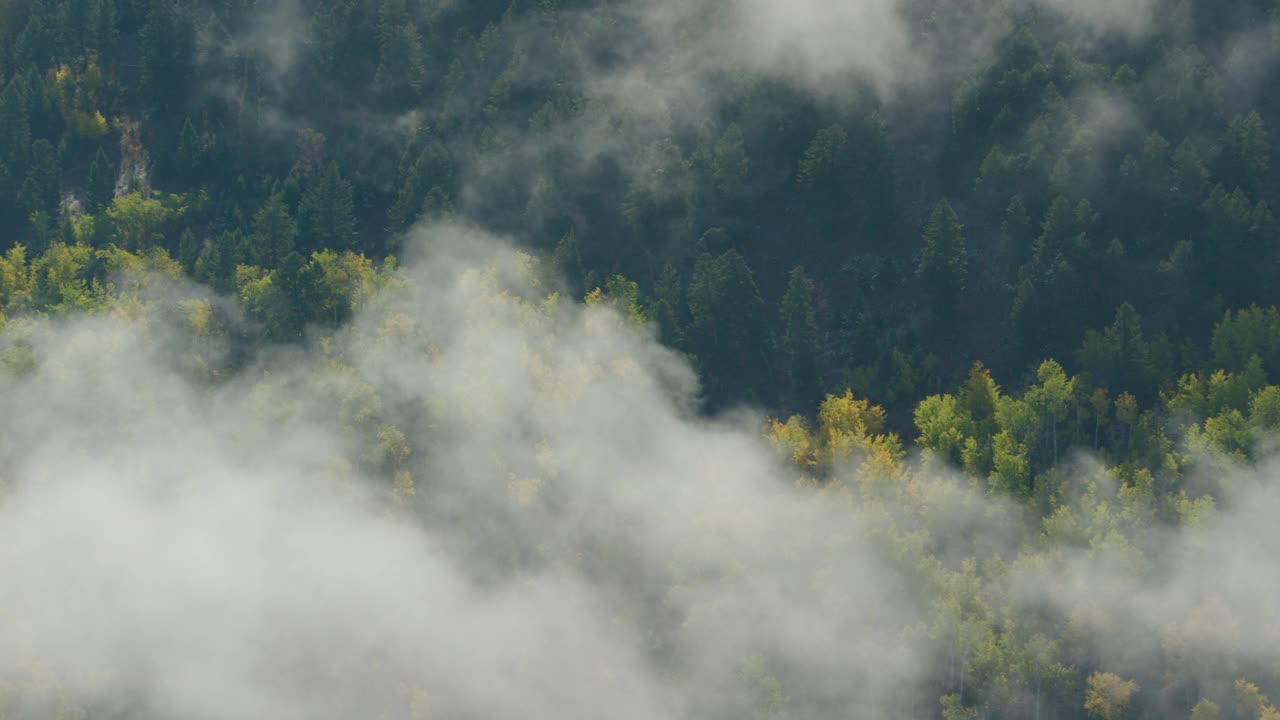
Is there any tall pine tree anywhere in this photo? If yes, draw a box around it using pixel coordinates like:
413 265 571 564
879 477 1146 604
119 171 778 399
917 200 967 323
0 81 31 170
298 163 355 253
139 0 195 111
780 265 819 403
86 147 115 211
250 195 298 268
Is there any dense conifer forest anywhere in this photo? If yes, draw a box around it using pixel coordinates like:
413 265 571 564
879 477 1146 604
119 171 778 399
3 1 1280 719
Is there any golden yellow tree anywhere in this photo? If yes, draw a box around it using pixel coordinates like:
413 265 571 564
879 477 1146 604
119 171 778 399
1084 672 1139 720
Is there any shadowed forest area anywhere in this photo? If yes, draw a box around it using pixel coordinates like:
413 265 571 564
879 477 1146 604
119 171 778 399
3 1 1280 719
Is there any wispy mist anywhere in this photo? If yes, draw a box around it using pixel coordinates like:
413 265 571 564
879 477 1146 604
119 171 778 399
1 223 1279 718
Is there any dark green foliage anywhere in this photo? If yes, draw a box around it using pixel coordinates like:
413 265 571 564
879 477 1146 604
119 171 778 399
15 0 74 66
21 140 61 220
0 81 31 170
177 228 200 273
83 0 120 59
373 0 425 102
649 263 687 350
711 123 750 198
553 228 584 293
1196 186 1276 308
388 142 455 235
7 7 1280 716
917 200 967 323
195 230 240 291
139 0 194 110
0 0 1278 440
797 124 850 230
249 195 298 269
86 147 115 211
0 160 13 228
1077 303 1155 398
176 117 205 188
1222 111 1270 195
298 163 355 253
688 249 771 405
1211 306 1280 377
780 266 819 403
1011 197 1105 364
852 112 897 233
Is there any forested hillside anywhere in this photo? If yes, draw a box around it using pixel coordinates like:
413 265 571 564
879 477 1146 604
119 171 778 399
3 1 1280 719
3 0 1280 413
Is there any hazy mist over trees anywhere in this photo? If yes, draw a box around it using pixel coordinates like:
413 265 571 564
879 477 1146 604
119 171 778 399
2 0 1280 718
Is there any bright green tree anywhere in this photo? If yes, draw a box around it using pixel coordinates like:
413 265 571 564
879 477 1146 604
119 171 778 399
106 192 180 250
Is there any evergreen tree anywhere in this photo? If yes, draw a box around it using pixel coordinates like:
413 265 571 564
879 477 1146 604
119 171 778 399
298 163 355 253
0 80 31 170
780 265 819 401
312 0 361 85
84 0 121 59
1001 195 1033 273
1077 303 1153 398
0 160 13 229
273 251 313 340
374 0 425 102
649 263 687 350
1165 140 1209 234
388 143 456 234
195 230 240 291
1223 111 1269 195
387 176 420 236
1211 305 1280 375
250 195 298 268
855 112 898 232
1011 197 1101 363
139 0 195 110
1198 185 1275 307
15 0 72 66
553 228 584 293
797 124 850 228
711 123 750 198
687 249 771 405
176 117 204 188
177 228 200 274
21 140 60 220
917 200 968 323
86 147 116 212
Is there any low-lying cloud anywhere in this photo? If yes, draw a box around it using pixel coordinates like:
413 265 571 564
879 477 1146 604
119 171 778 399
2 223 1279 719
